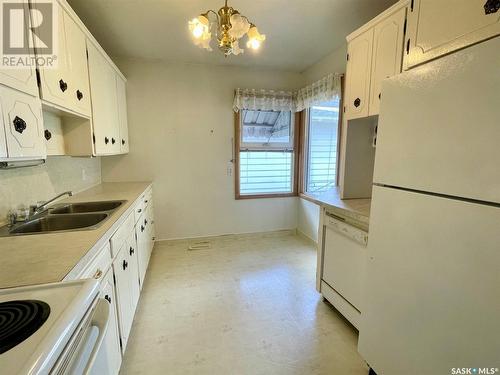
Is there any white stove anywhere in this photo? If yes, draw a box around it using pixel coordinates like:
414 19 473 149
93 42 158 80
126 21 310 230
0 279 109 375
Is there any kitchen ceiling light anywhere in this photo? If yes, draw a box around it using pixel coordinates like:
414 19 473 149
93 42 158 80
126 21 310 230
188 0 266 57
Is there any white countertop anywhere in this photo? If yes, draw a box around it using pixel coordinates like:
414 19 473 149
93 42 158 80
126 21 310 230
0 182 151 289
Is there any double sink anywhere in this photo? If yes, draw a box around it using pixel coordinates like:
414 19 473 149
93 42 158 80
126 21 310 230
1 200 126 237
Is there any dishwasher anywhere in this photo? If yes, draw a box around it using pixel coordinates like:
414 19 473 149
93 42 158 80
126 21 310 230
318 209 368 329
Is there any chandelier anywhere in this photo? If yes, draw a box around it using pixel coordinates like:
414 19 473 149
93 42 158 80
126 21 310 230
188 0 266 57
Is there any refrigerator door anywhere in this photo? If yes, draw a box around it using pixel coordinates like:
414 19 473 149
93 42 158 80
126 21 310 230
358 185 500 375
373 36 500 204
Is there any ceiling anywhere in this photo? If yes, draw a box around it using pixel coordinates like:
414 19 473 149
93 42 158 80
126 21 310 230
68 0 396 72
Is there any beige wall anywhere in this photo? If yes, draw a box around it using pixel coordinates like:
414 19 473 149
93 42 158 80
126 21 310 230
102 59 304 240
0 156 101 221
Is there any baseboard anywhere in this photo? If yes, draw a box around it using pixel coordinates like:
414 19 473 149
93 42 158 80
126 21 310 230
296 229 318 247
155 229 296 245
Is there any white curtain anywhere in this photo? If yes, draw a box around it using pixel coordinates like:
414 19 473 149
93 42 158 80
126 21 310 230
233 73 342 113
233 88 295 112
295 73 342 112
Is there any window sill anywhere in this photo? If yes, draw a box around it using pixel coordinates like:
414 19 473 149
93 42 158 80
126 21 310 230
236 192 298 200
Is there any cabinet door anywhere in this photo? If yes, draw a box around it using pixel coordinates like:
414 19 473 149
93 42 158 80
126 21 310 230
116 76 129 153
126 232 141 314
0 0 39 96
34 0 70 110
404 0 500 70
87 43 120 155
89 270 122 375
369 7 407 116
112 246 134 352
136 213 150 289
0 85 45 159
345 29 374 120
63 11 91 116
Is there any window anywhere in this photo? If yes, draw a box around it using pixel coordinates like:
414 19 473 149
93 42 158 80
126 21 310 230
304 99 341 193
235 109 298 198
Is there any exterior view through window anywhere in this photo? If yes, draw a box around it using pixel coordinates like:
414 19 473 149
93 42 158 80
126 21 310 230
306 99 340 193
238 110 295 196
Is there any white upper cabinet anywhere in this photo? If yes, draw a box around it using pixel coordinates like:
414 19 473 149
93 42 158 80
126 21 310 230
369 7 407 116
34 0 91 117
344 1 409 120
116 76 129 153
404 0 500 70
87 43 120 155
0 85 45 160
0 0 39 97
345 29 374 120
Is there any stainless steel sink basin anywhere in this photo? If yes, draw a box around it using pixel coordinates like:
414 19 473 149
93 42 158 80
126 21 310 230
9 213 109 235
50 200 125 214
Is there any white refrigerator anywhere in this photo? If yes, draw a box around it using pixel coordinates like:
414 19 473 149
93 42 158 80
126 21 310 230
358 36 500 375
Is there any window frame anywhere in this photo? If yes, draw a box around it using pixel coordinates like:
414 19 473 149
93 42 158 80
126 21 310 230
299 78 344 196
234 110 301 200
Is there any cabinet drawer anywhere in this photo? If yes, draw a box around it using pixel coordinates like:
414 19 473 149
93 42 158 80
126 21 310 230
134 189 151 223
79 242 112 281
110 212 135 258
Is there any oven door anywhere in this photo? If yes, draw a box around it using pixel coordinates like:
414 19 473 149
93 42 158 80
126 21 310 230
50 297 109 375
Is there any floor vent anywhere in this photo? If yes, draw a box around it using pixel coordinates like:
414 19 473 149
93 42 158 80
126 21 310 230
188 241 211 251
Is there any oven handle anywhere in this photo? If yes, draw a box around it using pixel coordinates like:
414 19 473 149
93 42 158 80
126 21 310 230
82 298 110 375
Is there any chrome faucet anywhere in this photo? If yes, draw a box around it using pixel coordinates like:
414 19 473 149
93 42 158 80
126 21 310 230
29 191 73 216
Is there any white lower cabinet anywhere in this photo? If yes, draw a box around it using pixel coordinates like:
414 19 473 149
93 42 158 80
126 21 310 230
113 240 140 353
89 269 122 375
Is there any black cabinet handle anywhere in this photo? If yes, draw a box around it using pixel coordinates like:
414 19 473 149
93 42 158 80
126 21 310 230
484 0 500 14
111 138 116 145
105 295 112 304
44 129 52 140
378 93 381 100
76 90 83 101
13 116 27 134
59 79 68 92
130 246 134 256
141 225 145 232
105 137 109 144
122 259 128 270
122 139 125 145
137 208 142 213
354 98 361 108
145 219 148 226
406 39 410 54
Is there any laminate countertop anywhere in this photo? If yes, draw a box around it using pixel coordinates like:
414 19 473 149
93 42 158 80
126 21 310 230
301 187 371 220
0 182 151 289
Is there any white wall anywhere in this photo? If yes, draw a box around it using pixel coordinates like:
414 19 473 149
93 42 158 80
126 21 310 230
0 156 101 221
297 44 348 243
297 198 320 243
102 59 304 240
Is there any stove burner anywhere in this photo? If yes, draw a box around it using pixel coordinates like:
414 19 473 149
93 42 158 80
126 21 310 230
0 300 50 354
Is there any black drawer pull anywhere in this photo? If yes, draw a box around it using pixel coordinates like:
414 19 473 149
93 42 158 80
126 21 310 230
59 79 68 92
484 0 500 14
122 139 125 145
111 138 116 145
44 129 52 140
105 295 112 304
105 137 109 144
13 116 27 134
130 247 135 256
354 98 361 108
122 259 128 270
76 90 83 100
141 225 145 232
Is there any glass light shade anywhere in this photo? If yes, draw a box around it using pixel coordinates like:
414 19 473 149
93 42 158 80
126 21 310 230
189 15 210 39
246 26 266 50
229 14 250 39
